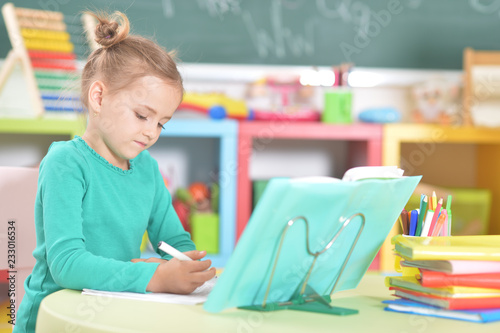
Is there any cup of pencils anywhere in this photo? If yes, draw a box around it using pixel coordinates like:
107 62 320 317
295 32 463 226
400 191 452 237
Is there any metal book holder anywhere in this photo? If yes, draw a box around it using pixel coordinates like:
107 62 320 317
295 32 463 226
239 212 365 316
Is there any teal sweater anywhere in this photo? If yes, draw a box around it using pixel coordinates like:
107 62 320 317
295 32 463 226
14 137 195 333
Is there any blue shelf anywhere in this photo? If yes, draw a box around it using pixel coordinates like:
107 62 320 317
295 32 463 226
157 119 238 267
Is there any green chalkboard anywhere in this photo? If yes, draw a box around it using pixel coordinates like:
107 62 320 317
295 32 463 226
1 0 500 69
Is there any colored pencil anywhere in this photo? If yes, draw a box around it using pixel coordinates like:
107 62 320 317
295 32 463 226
431 210 447 237
431 191 437 211
416 195 427 236
446 194 453 236
428 198 443 236
401 210 409 235
420 210 434 237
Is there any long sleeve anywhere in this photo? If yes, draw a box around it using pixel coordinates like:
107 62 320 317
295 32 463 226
39 147 158 292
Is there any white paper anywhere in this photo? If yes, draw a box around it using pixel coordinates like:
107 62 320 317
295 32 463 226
342 166 404 181
82 277 217 305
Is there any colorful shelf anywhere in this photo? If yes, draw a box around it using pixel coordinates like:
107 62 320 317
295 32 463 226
160 119 238 267
380 123 500 271
236 121 383 240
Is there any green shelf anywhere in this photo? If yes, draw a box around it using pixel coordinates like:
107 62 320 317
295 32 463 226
0 117 85 137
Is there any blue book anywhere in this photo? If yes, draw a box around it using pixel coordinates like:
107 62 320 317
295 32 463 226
383 299 500 323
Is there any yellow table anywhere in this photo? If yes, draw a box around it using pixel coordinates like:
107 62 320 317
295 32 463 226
36 273 500 333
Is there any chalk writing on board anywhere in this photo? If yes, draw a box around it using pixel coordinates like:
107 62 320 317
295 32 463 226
334 0 409 62
405 0 424 9
316 0 353 22
197 0 242 19
469 0 500 15
162 0 242 20
162 0 175 18
242 0 315 59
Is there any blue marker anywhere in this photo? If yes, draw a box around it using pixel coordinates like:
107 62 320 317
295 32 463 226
409 209 419 236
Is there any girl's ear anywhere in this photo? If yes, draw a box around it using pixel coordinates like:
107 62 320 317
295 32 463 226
88 81 105 115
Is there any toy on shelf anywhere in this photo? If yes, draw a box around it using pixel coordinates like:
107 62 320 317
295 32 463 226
172 188 194 233
358 107 401 123
189 182 211 212
411 78 461 125
463 48 500 127
0 3 86 117
171 181 220 254
245 76 321 121
178 92 252 120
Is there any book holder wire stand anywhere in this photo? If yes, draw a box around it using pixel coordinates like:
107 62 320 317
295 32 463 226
239 212 365 315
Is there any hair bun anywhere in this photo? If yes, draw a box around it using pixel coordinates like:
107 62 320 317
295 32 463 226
90 11 130 49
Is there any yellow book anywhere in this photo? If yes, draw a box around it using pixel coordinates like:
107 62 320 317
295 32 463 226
401 266 420 277
392 234 500 261
385 276 500 298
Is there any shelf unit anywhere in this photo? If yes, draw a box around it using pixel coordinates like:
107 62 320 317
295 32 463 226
236 121 383 267
6 118 498 272
380 123 500 271
159 119 238 267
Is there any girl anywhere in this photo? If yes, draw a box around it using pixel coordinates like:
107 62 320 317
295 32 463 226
14 11 215 333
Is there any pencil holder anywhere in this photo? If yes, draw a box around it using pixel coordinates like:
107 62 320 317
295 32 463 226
191 213 219 254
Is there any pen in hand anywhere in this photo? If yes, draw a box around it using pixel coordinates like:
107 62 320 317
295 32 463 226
157 241 193 261
158 241 216 278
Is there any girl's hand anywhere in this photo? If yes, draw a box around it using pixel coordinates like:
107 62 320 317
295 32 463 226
147 258 216 294
140 250 216 294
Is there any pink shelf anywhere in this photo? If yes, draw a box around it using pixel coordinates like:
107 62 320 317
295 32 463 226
236 121 383 266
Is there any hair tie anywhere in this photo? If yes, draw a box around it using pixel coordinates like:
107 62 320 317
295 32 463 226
105 35 111 39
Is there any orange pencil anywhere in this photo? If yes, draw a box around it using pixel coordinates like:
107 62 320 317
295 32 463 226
431 210 447 236
428 198 443 236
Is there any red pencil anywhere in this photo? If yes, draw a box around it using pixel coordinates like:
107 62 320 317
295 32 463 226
431 210 447 237
428 198 443 236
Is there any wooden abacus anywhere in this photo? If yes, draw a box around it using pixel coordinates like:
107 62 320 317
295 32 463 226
0 2 84 116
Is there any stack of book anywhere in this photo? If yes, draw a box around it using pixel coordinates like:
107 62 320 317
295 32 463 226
384 235 500 323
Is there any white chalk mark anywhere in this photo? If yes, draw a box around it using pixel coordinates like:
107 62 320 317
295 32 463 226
405 0 424 9
162 0 175 18
242 0 315 59
316 0 353 21
470 0 500 14
197 0 242 20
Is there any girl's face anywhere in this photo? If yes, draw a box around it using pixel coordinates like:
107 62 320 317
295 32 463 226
91 76 181 169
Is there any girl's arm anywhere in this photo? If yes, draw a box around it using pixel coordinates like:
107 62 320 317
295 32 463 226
40 148 158 293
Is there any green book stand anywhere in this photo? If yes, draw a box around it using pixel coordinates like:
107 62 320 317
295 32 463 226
239 213 365 316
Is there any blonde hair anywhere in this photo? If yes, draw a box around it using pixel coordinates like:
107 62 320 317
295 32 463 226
81 11 183 109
